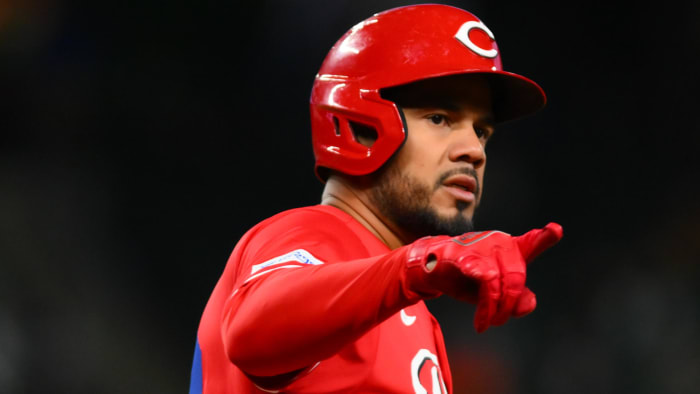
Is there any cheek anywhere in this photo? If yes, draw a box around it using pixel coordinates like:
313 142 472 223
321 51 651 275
477 163 486 198
394 140 431 177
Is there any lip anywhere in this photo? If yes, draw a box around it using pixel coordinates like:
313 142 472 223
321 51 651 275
443 174 476 193
442 174 477 203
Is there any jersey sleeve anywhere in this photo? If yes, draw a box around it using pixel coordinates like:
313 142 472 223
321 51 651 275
220 208 426 387
230 215 342 289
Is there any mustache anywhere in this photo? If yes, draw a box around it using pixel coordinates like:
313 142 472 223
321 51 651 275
435 167 480 196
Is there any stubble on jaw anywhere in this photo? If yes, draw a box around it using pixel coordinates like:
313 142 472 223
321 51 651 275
369 164 476 240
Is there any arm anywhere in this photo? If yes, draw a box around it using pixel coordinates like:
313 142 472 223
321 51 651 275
223 223 562 381
222 246 424 378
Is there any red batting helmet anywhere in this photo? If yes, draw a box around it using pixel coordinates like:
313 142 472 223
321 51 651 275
310 4 546 181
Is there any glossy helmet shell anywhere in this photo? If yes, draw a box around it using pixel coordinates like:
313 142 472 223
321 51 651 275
310 4 545 180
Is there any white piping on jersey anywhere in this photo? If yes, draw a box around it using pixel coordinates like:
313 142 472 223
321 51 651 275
243 265 302 285
251 249 325 274
252 362 321 393
453 230 508 247
310 361 320 371
254 385 280 393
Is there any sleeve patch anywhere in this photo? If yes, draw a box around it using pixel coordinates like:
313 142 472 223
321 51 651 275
251 249 325 274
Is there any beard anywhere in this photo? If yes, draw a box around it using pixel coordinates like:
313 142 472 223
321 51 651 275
369 164 479 240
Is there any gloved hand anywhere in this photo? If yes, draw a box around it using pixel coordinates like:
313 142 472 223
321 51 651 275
405 223 563 332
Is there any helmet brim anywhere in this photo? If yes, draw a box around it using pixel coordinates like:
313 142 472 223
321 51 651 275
376 70 546 125
482 70 547 124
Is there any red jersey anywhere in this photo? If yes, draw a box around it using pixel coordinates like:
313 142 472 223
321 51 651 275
190 205 452 393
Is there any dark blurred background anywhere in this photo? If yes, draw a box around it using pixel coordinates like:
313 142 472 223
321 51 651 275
1 0 699 393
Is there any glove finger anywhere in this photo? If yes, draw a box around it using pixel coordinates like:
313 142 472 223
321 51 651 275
429 260 480 303
512 287 537 318
456 256 498 304
515 222 563 264
490 272 525 326
458 256 499 282
474 276 500 333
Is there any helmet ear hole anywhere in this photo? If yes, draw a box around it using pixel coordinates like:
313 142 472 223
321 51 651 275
349 121 378 148
333 116 341 136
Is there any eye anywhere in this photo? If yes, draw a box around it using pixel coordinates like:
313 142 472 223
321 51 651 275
427 114 448 126
474 126 492 140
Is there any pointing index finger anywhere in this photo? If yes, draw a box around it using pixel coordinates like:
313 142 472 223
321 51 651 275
515 222 563 264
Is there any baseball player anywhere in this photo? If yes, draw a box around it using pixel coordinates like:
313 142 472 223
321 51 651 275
190 4 562 393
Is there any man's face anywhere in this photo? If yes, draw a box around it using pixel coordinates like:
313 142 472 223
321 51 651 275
370 75 494 241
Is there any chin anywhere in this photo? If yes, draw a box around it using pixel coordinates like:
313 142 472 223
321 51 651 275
440 201 474 218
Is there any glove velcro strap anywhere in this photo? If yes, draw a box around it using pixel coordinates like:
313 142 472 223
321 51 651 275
406 236 435 269
404 236 443 298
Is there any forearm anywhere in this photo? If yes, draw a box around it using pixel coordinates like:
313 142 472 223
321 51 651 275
222 223 562 377
222 246 429 377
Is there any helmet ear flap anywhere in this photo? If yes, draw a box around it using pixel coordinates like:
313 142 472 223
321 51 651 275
311 81 406 180
332 113 367 151
347 120 378 148
315 115 380 180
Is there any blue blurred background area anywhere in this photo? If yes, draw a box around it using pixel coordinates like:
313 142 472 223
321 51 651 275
1 0 699 393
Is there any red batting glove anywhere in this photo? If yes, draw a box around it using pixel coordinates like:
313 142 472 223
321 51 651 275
405 223 563 333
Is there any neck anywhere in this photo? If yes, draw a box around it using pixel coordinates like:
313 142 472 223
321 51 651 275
321 175 405 250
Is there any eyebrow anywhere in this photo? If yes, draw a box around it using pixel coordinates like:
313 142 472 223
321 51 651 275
405 99 495 125
480 114 495 126
428 99 461 112
398 96 461 111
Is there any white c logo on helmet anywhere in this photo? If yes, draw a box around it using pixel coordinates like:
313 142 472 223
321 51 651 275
455 20 498 58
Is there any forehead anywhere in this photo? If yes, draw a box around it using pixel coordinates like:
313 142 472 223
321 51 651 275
380 74 493 111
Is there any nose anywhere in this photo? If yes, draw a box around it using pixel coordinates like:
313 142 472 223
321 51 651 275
447 123 486 168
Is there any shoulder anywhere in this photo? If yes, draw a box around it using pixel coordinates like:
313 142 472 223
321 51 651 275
240 205 374 266
227 205 376 286
249 205 360 244
258 205 357 229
